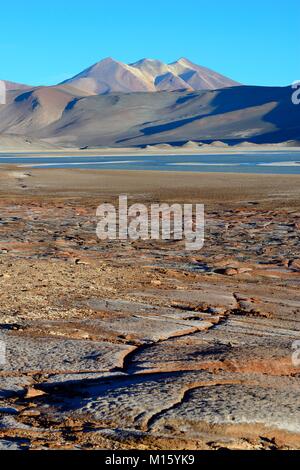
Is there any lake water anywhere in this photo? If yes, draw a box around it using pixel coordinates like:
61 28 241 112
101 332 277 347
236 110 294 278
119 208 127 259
1 152 300 174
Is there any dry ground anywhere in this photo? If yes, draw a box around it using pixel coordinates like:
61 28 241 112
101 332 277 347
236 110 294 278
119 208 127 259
0 167 300 450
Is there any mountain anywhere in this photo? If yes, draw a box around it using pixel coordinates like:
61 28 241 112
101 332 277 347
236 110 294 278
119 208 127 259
1 59 298 149
168 58 239 90
132 57 239 91
61 57 240 94
61 58 155 94
1 84 299 148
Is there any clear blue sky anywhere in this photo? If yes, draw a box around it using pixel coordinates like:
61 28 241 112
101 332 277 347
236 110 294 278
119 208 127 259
0 0 299 87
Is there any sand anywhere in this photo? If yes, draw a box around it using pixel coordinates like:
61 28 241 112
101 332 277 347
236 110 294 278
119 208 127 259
1 166 300 206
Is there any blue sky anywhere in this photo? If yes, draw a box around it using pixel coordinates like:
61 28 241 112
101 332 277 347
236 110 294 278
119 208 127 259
0 0 299 87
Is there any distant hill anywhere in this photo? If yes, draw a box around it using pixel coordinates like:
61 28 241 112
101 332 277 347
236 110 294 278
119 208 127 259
1 80 30 91
0 84 299 148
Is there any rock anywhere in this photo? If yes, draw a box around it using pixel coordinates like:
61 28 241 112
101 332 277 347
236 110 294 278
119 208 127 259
75 258 90 265
237 267 253 274
150 383 300 436
234 293 251 302
1 333 136 373
0 439 30 450
225 268 238 276
239 301 256 312
24 387 47 399
215 267 238 276
0 406 19 415
288 259 300 271
0 376 32 398
20 409 41 417
0 273 11 279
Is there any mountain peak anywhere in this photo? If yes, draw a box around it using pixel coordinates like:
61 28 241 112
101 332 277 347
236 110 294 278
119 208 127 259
175 57 192 64
94 57 122 67
62 57 240 94
132 58 165 65
170 57 196 67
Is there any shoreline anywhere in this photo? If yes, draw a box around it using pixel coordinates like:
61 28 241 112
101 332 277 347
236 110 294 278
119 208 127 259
0 144 299 157
1 167 300 209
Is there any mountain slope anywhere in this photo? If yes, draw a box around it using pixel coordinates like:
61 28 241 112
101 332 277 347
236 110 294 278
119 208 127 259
154 72 193 91
168 58 239 89
0 86 80 134
62 57 240 94
1 80 30 91
61 57 155 94
1 85 298 148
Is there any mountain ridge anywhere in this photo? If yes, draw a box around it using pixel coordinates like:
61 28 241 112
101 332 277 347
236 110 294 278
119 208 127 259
1 84 299 148
1 60 298 150
0 80 30 92
1 57 240 96
61 57 240 94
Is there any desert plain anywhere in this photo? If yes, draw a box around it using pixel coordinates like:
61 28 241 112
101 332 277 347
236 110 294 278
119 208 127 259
0 164 300 450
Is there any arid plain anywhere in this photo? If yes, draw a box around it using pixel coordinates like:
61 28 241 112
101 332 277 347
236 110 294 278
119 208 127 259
0 165 300 450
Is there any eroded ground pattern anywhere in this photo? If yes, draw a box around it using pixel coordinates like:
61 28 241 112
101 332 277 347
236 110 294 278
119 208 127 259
0 198 300 450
